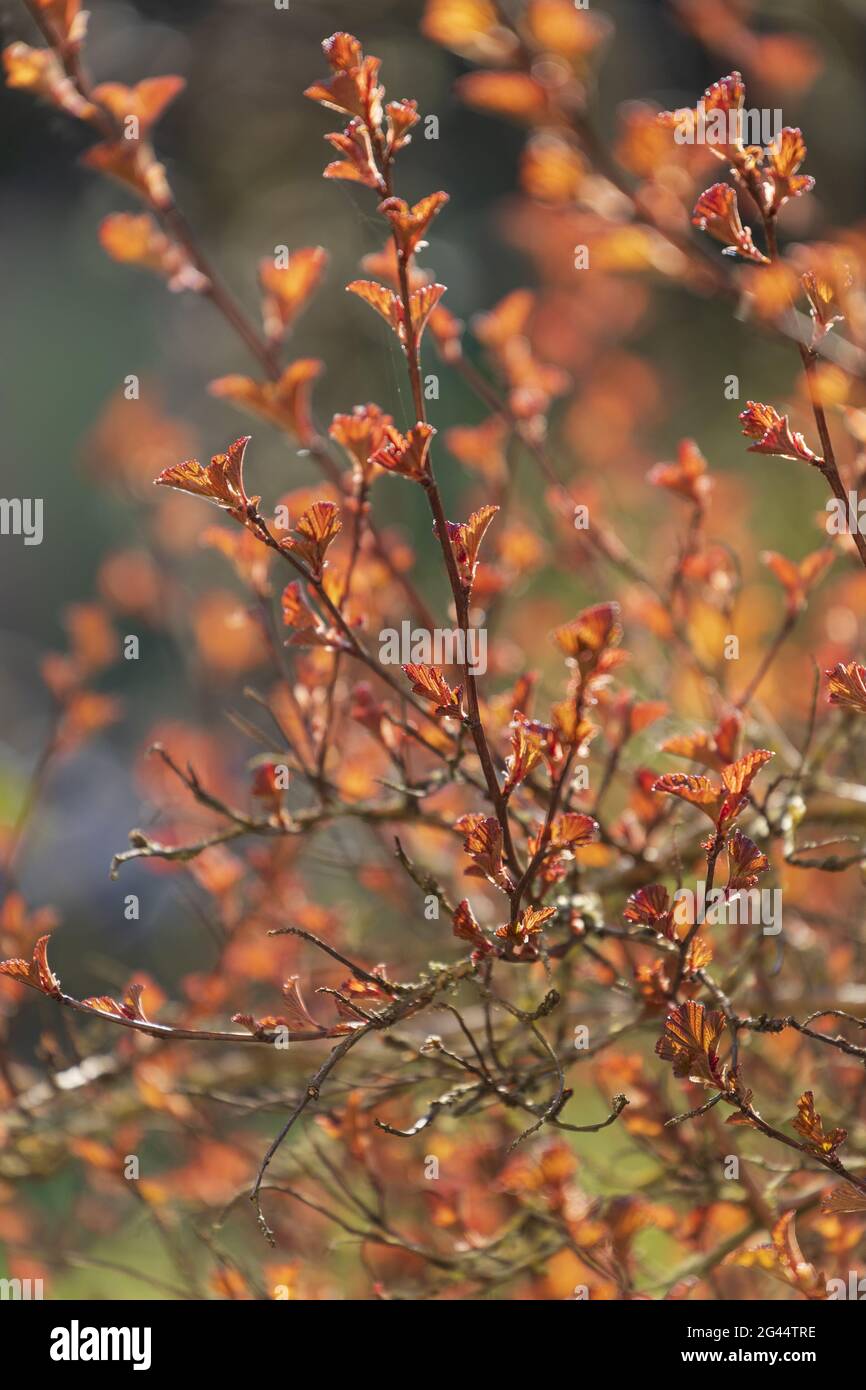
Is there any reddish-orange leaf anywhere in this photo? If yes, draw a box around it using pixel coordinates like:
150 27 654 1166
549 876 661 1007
329 402 393 484
766 128 814 210
439 504 499 591
347 278 402 334
385 99 419 154
739 401 819 463
324 119 383 190
154 436 258 519
826 661 866 714
721 749 773 797
624 884 674 934
0 934 61 998
494 904 555 948
92 76 185 135
81 140 170 208
409 283 448 345
647 439 712 507
652 772 719 815
551 601 622 663
259 247 328 341
716 749 773 831
726 829 769 893
455 813 514 892
793 1090 847 1157
547 812 599 850
803 271 844 344
692 184 768 265
655 1000 726 1087
452 899 493 954
455 70 549 123
662 711 742 771
99 212 207 293
762 548 833 613
280 581 306 628
304 32 383 129
502 721 544 797
421 0 516 62
369 423 436 481
3 41 94 117
659 72 745 163
402 663 463 717
209 361 323 446
379 192 449 257
82 982 149 1023
821 1184 866 1214
445 416 509 485
280 501 342 578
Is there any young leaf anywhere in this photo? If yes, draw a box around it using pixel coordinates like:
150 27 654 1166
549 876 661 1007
655 1000 726 1087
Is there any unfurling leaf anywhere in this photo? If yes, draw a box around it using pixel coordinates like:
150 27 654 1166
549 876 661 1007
154 436 259 521
655 1000 726 1087
502 721 544 797
647 439 712 507
209 360 323 445
494 905 555 955
739 401 819 464
92 76 185 135
379 192 449 257
802 271 845 345
662 711 742 771
821 1183 866 1214
659 72 747 166
455 813 514 892
761 548 833 614
826 661 866 715
692 184 769 265
624 884 674 935
347 278 446 349
280 501 342 578
3 42 94 118
259 247 328 342
547 813 599 851
653 750 773 832
304 32 384 130
438 504 499 592
452 899 493 954
402 663 463 717
369 423 436 481
792 1090 847 1158
0 934 61 998
725 829 769 893
765 128 814 213
325 118 383 190
550 601 622 670
82 982 149 1022
99 213 208 293
330 402 394 485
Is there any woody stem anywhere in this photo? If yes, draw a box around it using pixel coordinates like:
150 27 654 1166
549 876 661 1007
380 160 520 875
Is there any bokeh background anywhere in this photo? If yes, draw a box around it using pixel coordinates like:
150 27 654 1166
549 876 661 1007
4 0 866 1297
